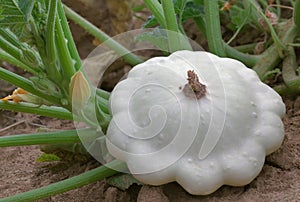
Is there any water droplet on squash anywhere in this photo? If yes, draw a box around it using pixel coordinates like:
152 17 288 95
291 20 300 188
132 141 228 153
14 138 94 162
250 101 256 107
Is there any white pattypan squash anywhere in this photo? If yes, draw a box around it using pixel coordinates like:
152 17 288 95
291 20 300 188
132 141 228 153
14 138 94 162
106 50 285 195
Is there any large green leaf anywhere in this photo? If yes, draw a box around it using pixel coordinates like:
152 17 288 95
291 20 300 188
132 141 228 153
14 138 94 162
0 1 27 37
174 0 204 22
135 28 169 51
143 0 204 28
0 0 35 42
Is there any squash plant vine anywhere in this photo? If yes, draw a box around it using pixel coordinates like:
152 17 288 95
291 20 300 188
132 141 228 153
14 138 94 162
0 0 299 201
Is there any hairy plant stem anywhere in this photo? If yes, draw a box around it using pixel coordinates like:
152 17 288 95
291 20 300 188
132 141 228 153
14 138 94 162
63 5 143 66
224 43 261 67
253 21 298 79
233 43 257 53
0 129 85 147
294 0 300 28
0 101 73 119
0 29 42 71
0 35 23 63
0 67 62 105
204 0 226 56
96 88 110 100
45 0 62 82
275 44 300 95
57 1 82 71
0 50 39 75
55 13 76 89
162 0 183 52
0 160 126 202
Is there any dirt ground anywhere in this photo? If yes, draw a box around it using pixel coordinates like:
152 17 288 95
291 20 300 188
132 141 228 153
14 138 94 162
0 98 299 201
1 0 300 201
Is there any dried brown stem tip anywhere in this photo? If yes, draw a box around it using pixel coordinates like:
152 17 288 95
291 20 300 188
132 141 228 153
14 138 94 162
183 70 206 99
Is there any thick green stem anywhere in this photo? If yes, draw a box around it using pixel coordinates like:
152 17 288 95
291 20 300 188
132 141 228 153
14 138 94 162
294 0 300 28
144 0 166 28
0 50 39 75
233 43 257 53
0 35 23 62
0 67 61 105
204 0 226 56
161 0 182 52
96 88 110 100
253 22 298 78
0 101 73 120
279 46 300 93
96 95 110 114
55 14 76 85
45 0 59 78
0 29 41 69
224 42 261 67
0 160 126 202
282 47 298 83
0 29 26 50
0 129 85 147
273 82 300 95
57 1 82 71
63 5 143 66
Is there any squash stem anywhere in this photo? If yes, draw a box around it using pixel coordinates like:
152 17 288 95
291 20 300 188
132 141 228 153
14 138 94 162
162 0 183 52
0 160 126 202
204 0 226 57
0 67 61 105
0 101 73 120
63 5 143 66
57 1 82 71
0 129 84 147
0 50 39 75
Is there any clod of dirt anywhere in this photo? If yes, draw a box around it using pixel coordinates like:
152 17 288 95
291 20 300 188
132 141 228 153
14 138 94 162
103 187 130 202
183 70 206 99
137 186 169 202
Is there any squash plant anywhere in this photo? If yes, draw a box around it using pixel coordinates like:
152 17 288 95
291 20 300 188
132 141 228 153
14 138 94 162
0 0 299 201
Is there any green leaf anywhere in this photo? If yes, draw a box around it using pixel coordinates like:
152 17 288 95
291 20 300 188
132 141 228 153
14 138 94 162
229 6 251 30
135 28 169 51
0 0 32 42
0 0 24 24
106 173 143 191
143 15 159 28
174 0 204 22
181 2 204 22
36 153 61 162
0 0 29 38
144 0 204 31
